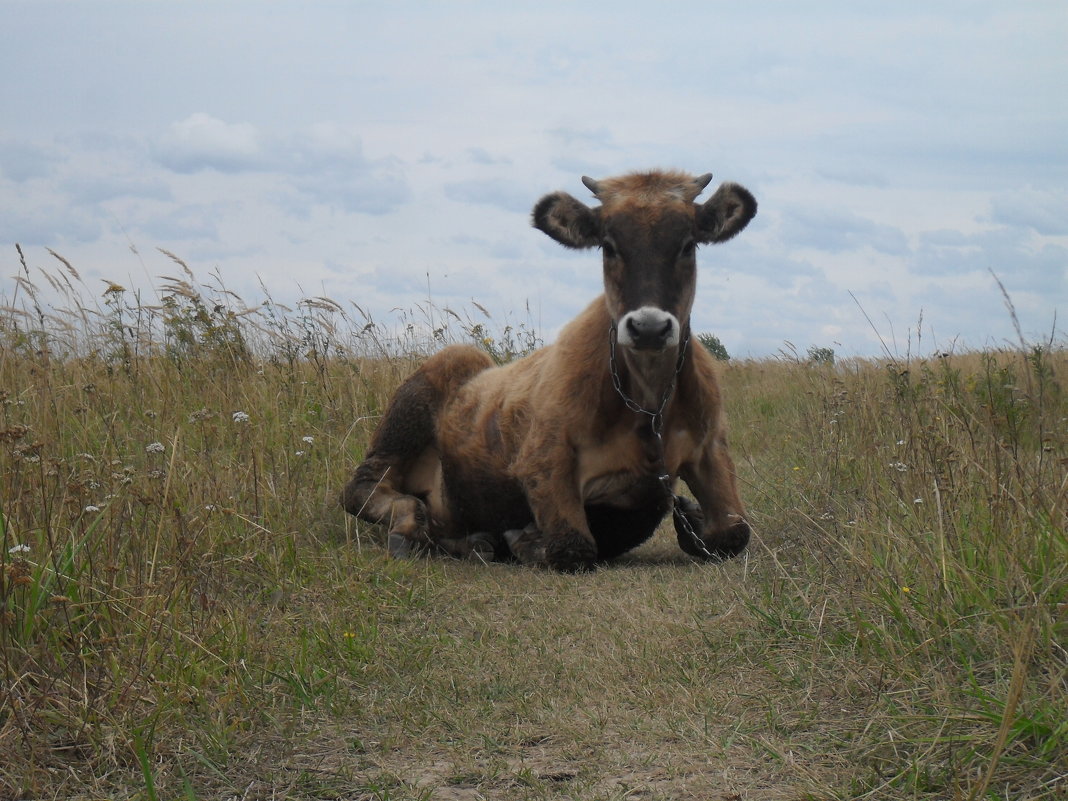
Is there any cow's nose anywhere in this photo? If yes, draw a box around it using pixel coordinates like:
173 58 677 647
625 314 674 350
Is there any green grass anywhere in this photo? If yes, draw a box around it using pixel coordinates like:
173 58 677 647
0 251 1065 799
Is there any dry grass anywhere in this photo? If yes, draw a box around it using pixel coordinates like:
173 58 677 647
1 251 1065 800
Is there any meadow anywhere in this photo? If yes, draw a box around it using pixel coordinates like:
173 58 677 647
1 250 1065 800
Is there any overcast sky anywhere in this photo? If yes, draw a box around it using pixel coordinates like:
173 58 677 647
2 1 1065 357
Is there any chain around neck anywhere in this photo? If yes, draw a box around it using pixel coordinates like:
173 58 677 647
607 323 691 430
607 322 714 559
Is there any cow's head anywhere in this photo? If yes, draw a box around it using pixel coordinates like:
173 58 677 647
533 170 756 351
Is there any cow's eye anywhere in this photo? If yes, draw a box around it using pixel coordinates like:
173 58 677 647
679 238 696 258
601 240 617 259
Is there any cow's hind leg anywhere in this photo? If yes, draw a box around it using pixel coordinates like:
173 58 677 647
503 523 545 566
435 531 510 563
339 374 436 555
340 346 494 556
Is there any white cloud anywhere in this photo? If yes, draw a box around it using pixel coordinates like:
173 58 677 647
0 204 101 246
155 113 264 174
911 225 1068 296
780 207 910 256
282 127 410 215
151 117 412 215
443 179 532 214
989 188 1068 236
133 204 222 243
0 140 63 182
63 176 172 206
466 148 512 166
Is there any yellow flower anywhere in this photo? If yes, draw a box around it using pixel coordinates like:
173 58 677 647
901 586 911 593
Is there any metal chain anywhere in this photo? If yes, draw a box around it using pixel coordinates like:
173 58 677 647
608 325 715 559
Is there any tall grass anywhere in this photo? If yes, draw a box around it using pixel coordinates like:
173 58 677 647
1 247 1064 799
727 338 1066 797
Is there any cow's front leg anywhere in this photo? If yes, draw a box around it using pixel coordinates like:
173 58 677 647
543 520 598 572
678 437 751 559
515 442 597 572
504 515 597 572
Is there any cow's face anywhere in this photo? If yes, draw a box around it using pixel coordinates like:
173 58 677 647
533 171 756 351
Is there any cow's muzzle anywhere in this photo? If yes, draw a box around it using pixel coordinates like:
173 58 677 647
617 307 680 351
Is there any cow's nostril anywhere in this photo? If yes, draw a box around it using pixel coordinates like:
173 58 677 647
619 308 680 350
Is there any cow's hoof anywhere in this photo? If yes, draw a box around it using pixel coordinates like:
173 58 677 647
387 532 422 559
679 518 750 560
503 524 545 566
712 520 751 557
467 531 500 563
545 533 597 573
502 527 526 549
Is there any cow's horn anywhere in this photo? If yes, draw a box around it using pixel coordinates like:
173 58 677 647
581 175 601 196
693 173 714 192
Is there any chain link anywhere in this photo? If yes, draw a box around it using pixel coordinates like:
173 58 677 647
607 325 715 559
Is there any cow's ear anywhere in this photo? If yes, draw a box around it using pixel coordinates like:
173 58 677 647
695 182 757 244
532 192 601 249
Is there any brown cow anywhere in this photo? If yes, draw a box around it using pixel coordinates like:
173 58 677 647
341 169 757 571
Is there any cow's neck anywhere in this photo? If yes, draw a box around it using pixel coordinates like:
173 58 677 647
610 323 690 414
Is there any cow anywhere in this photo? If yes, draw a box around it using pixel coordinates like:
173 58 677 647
340 169 757 572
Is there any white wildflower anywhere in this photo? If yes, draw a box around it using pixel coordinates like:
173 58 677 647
913 498 923 504
295 450 306 457
145 442 165 454
889 462 908 472
84 505 101 513
302 436 314 444
896 440 906 446
232 411 250 423
8 543 30 554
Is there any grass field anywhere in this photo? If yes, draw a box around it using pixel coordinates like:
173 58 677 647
1 253 1065 800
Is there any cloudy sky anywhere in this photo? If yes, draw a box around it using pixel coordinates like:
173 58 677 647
2 1 1065 357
